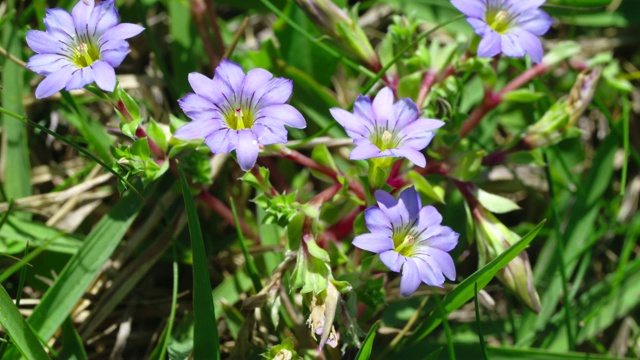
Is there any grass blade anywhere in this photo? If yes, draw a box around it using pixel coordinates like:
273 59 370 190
407 220 545 345
60 317 88 360
0 107 144 200
474 283 489 360
1 0 31 214
178 162 220 360
355 321 380 360
0 285 49 360
0 183 155 360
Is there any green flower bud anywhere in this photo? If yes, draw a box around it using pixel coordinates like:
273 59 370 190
474 204 541 312
295 0 379 69
523 67 601 149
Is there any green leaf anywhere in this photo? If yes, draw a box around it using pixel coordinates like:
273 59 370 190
407 171 446 204
0 285 49 360
2 183 154 358
355 321 380 360
408 220 545 344
476 189 520 214
146 119 168 153
1 15 31 213
502 89 546 103
60 317 88 360
178 162 220 360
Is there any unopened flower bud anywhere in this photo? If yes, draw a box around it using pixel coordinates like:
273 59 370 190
295 0 379 69
473 204 541 312
522 67 601 149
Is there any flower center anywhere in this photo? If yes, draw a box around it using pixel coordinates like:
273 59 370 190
371 129 400 152
72 41 100 68
225 107 254 130
487 10 511 34
392 230 416 257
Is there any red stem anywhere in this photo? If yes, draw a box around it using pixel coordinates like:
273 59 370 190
276 147 366 200
459 62 549 138
135 127 165 160
417 69 437 110
204 0 225 59
198 189 257 239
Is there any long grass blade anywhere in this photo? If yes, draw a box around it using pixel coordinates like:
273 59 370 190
407 220 545 345
177 162 220 360
0 285 49 360
355 321 380 360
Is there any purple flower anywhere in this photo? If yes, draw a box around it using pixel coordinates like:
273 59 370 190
25 0 144 99
452 0 553 63
354 187 458 296
174 59 306 171
330 87 444 168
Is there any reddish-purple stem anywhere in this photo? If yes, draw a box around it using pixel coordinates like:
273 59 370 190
459 62 549 138
199 189 257 239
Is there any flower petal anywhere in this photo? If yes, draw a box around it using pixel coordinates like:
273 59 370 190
91 60 116 92
72 0 94 35
451 0 485 18
89 0 118 37
241 68 273 104
175 120 222 140
100 40 130 67
514 29 544 64
350 142 381 160
414 256 444 287
99 23 145 43
390 98 419 130
425 248 456 281
400 259 421 296
26 54 71 76
216 58 245 94
205 128 237 154
398 187 421 220
415 206 443 231
501 33 525 58
178 93 220 122
519 10 553 36
467 18 490 37
235 130 259 171
352 233 394 254
330 107 373 139
26 30 64 54
256 78 293 107
257 104 306 129
65 67 95 91
43 8 74 37
477 30 502 58
389 147 426 168
418 226 459 252
252 123 287 145
372 87 394 125
379 250 405 272
364 207 393 237
34 66 75 99
353 95 375 121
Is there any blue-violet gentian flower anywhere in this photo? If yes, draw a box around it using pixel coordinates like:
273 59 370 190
354 187 458 296
330 87 444 168
26 0 144 99
451 0 553 63
174 59 306 171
